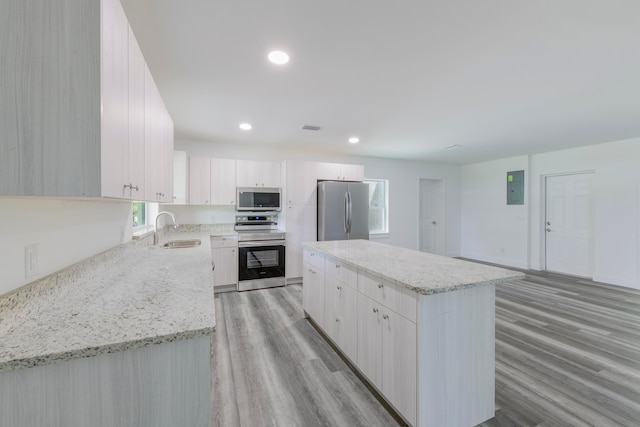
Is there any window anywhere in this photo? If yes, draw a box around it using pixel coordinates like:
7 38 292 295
365 179 389 235
132 202 146 228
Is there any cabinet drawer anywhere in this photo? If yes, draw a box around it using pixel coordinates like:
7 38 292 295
303 247 325 270
358 272 417 323
210 235 238 249
325 256 357 288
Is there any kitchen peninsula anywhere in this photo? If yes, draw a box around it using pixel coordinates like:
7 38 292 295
0 226 227 427
302 240 525 427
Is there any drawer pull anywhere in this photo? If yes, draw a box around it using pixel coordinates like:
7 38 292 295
372 308 378 313
383 314 389 320
337 286 341 290
378 284 384 289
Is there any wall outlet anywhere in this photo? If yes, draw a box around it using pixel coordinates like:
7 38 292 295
25 244 39 278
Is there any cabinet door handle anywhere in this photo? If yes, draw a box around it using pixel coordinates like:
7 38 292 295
377 284 384 289
372 308 378 313
335 318 340 322
337 286 341 290
212 261 216 271
383 314 389 320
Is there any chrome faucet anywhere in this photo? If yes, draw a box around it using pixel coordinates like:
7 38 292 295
154 211 178 245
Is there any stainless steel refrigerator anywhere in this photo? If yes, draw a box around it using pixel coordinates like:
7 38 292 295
318 181 370 241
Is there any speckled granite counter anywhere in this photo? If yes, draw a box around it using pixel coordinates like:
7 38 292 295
303 239 524 295
0 226 226 373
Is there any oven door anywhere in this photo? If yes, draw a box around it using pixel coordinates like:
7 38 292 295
238 241 286 282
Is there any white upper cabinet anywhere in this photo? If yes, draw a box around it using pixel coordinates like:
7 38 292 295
0 0 173 200
100 0 130 199
172 151 188 204
187 157 236 205
189 157 211 205
236 160 281 188
144 65 173 203
317 162 364 182
210 158 237 206
126 27 146 200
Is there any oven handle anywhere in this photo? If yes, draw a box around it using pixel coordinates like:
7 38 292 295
238 240 286 248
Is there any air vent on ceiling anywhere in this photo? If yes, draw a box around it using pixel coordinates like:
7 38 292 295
301 125 321 131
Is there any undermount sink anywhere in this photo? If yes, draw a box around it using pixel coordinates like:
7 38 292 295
163 239 202 249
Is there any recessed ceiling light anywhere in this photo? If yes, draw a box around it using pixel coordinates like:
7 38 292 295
348 137 360 144
268 50 290 65
239 123 252 131
442 144 462 150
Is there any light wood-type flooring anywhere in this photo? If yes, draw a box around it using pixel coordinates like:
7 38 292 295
211 270 640 427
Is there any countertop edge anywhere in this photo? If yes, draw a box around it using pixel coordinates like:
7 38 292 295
0 326 215 373
304 241 526 294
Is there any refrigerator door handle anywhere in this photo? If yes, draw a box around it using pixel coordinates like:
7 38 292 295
347 191 353 233
344 191 349 233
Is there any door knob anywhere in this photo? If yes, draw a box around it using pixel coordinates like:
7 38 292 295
546 221 551 225
546 228 552 232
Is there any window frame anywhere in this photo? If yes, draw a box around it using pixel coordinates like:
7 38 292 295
364 178 389 236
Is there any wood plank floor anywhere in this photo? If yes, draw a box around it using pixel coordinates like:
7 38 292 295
211 271 640 427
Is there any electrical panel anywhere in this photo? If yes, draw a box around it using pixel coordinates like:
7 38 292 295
507 170 524 205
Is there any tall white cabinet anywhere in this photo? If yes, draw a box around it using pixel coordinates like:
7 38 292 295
0 0 173 200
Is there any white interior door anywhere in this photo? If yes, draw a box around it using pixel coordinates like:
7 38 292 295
419 179 445 254
545 173 594 277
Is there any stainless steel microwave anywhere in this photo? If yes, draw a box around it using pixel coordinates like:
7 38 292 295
236 187 282 211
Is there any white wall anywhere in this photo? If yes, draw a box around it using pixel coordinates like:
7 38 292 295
461 137 640 290
173 139 462 254
461 156 529 268
0 198 133 296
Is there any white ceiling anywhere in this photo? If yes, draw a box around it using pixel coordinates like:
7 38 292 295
120 0 640 165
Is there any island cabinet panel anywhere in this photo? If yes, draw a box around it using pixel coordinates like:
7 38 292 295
0 336 211 427
356 294 383 388
324 268 358 362
356 284 417 426
416 284 496 427
382 307 417 426
358 272 417 323
302 251 325 329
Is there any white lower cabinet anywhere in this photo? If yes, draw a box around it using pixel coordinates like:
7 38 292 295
303 261 325 329
356 294 383 387
357 294 417 426
324 278 358 362
211 235 238 291
304 247 417 425
381 307 417 426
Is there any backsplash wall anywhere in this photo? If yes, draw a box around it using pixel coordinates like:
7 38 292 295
0 198 132 296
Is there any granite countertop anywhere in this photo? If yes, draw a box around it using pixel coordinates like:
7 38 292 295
0 228 223 373
303 240 524 295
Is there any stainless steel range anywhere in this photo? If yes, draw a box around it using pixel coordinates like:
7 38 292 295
235 214 286 292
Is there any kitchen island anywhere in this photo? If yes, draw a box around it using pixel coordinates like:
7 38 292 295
0 226 225 427
302 240 525 427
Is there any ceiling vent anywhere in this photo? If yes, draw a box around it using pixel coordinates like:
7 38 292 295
301 125 321 131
